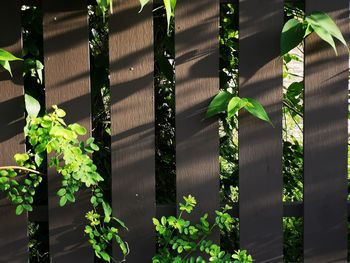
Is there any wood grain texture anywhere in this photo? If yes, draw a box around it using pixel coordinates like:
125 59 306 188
43 0 92 261
0 1 28 262
238 0 283 262
175 0 220 237
109 0 155 261
304 1 349 262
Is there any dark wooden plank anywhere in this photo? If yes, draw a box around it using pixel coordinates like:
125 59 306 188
0 1 28 262
238 0 284 261
304 2 349 262
175 0 220 236
43 0 93 262
109 0 155 261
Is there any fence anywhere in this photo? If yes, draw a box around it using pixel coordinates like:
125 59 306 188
0 0 348 262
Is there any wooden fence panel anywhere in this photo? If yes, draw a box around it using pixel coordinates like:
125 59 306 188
109 0 155 261
239 0 284 262
304 1 349 262
43 1 93 262
0 1 28 262
175 0 220 236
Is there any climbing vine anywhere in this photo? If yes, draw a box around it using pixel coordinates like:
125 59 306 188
0 105 128 262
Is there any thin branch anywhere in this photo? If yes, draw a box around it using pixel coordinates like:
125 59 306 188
0 166 43 175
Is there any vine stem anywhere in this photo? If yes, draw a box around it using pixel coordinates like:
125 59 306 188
0 166 43 175
182 223 217 261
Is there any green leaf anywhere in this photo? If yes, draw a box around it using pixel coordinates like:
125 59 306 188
139 0 150 12
69 123 87 135
306 11 348 51
25 94 41 118
0 60 12 76
99 251 111 262
227 97 248 118
163 0 173 34
206 91 234 118
57 188 66 197
281 18 305 56
14 153 30 165
16 205 24 215
102 201 112 223
244 98 272 125
59 196 67 207
311 24 337 55
0 49 22 61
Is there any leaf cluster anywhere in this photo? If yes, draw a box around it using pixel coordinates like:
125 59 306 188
152 195 252 263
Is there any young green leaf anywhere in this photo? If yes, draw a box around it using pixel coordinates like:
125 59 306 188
206 91 234 118
281 18 306 56
25 94 41 118
306 12 348 50
0 49 22 61
0 60 12 76
16 205 24 215
102 201 112 223
227 97 248 118
311 24 337 55
139 0 150 12
244 98 273 125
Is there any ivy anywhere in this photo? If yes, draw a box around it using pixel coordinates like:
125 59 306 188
152 195 253 263
0 106 128 262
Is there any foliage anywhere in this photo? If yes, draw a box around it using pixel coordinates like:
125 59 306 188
0 48 22 76
153 195 252 263
207 91 272 125
140 0 176 34
154 4 176 204
0 106 128 262
281 11 348 56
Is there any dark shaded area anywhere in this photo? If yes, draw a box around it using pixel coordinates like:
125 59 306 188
303 1 349 262
239 0 284 262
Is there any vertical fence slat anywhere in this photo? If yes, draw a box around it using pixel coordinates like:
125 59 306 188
0 1 29 262
175 0 220 233
43 1 93 261
304 1 348 262
109 0 155 260
239 0 283 261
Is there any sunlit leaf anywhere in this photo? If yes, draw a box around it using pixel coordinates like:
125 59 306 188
244 98 272 125
311 24 337 55
139 0 150 12
306 11 348 50
0 60 12 76
0 49 22 61
227 97 247 118
206 91 233 118
25 94 41 118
